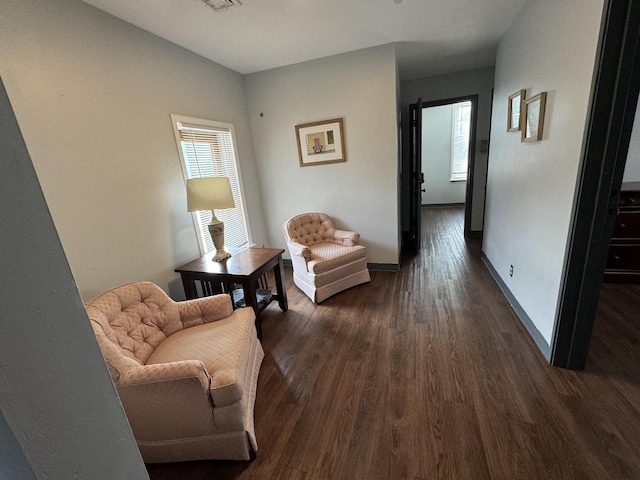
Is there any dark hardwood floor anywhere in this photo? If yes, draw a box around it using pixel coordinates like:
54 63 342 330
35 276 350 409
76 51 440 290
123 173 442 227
147 206 640 479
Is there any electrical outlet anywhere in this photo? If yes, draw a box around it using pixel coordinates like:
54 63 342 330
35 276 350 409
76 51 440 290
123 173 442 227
509 265 514 277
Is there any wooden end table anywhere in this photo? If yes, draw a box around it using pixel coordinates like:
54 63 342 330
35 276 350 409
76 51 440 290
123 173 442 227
175 248 288 338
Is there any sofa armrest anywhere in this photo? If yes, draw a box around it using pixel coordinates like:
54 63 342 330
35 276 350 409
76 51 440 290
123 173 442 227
334 229 360 246
117 361 218 440
178 294 234 328
288 241 312 259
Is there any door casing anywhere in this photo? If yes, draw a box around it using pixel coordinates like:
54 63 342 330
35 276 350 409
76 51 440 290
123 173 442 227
552 0 640 369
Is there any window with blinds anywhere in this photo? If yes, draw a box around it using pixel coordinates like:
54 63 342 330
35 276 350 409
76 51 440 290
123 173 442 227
450 100 472 182
171 115 250 254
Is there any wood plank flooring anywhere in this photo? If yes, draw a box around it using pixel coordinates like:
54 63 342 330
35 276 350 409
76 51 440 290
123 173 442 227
147 206 640 479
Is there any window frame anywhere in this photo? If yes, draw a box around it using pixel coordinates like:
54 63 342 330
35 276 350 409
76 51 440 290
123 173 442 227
170 114 252 255
450 100 472 183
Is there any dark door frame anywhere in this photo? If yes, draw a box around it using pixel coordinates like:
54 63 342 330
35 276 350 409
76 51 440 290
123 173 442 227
411 95 479 237
408 98 424 251
480 88 495 250
552 0 640 369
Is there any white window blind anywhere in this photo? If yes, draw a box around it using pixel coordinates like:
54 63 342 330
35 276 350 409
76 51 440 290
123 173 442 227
451 101 472 182
175 119 249 253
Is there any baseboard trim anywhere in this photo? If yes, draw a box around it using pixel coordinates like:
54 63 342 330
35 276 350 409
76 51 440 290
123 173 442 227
481 252 551 361
368 263 399 272
422 203 465 207
282 258 398 272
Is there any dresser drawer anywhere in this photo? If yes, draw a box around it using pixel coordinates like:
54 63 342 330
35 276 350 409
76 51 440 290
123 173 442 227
606 245 640 271
605 185 640 282
611 211 640 239
618 191 640 208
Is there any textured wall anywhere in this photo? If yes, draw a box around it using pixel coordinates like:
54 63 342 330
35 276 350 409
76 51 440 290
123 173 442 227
0 77 148 479
0 0 266 300
0 409 35 480
483 0 604 343
421 104 467 205
623 102 640 182
245 45 400 265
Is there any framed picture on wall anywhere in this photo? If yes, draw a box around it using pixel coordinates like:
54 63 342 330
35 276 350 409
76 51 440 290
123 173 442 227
507 89 525 132
295 118 346 166
522 92 547 142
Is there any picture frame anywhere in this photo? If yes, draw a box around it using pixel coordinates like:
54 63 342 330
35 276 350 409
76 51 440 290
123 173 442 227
295 118 346 166
521 92 547 142
507 90 525 132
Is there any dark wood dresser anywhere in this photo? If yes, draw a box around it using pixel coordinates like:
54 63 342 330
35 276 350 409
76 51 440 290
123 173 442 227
604 181 640 282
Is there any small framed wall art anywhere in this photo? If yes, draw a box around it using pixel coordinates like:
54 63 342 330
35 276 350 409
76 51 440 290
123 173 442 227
507 89 525 132
295 118 346 166
521 92 547 142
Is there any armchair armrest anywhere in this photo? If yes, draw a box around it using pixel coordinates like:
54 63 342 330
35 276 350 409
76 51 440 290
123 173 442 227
334 229 360 246
117 361 217 440
120 360 210 389
288 241 312 259
178 294 234 328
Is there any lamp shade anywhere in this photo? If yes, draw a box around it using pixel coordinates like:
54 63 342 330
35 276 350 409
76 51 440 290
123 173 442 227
186 177 235 212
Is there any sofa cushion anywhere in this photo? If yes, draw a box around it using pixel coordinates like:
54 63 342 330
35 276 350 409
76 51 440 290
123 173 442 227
145 308 256 407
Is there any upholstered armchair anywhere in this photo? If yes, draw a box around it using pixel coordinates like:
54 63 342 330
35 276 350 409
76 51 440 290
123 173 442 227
283 213 370 303
86 281 264 463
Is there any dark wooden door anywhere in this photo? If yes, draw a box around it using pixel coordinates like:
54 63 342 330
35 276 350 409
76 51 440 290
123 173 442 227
409 98 424 250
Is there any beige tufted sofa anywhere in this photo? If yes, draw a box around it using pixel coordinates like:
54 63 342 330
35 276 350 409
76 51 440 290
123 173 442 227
283 213 370 303
86 281 264 463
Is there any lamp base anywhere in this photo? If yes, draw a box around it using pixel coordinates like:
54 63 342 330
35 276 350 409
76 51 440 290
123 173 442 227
212 247 231 262
208 214 232 262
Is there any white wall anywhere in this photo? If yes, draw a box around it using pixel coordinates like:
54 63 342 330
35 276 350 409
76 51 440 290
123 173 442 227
0 410 35 480
483 0 604 345
0 0 266 300
421 104 467 205
623 101 640 182
245 45 400 265
1 78 147 479
401 66 495 232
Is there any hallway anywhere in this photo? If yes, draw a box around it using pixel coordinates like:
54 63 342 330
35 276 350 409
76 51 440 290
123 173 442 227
147 206 640 479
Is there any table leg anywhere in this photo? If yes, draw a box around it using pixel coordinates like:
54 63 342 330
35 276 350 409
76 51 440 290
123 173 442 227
180 273 198 300
242 279 262 339
274 256 288 311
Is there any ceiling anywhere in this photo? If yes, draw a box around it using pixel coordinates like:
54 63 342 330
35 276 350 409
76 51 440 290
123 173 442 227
81 0 528 81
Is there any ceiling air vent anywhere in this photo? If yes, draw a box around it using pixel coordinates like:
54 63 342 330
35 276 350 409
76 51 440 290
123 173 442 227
201 0 243 12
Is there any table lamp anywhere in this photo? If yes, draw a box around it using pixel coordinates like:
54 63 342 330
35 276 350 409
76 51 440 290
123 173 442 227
186 177 235 261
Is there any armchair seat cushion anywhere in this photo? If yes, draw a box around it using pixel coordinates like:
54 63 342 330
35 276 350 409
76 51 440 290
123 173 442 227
307 243 367 274
146 307 256 407
310 257 369 288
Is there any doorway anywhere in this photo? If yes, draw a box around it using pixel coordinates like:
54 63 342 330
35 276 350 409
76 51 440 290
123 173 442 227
413 95 479 240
